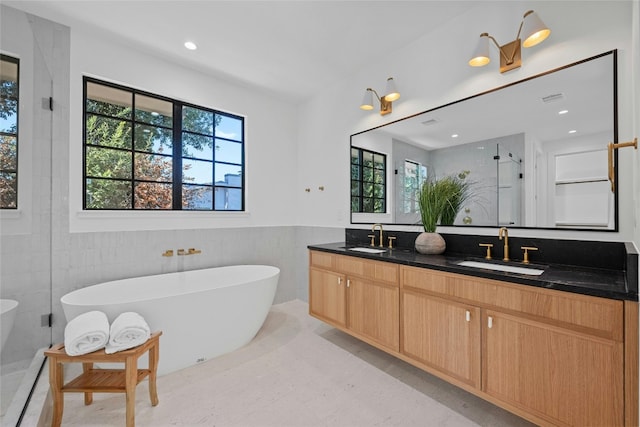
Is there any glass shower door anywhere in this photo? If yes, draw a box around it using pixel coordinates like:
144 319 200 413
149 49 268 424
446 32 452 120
1 6 54 425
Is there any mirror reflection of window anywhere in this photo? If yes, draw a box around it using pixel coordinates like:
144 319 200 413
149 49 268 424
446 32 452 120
351 147 386 213
403 160 426 214
0 54 19 209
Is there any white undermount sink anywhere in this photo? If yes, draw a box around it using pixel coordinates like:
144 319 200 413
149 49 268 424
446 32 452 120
348 247 388 254
457 260 544 276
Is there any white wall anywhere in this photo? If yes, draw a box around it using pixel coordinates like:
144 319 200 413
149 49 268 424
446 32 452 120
297 1 638 243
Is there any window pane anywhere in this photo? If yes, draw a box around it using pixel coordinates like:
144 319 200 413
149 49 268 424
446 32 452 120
351 197 360 212
86 114 132 149
373 183 384 198
363 182 373 197
0 108 16 134
86 146 132 179
182 132 213 160
374 169 385 184
214 187 242 210
134 182 172 209
351 148 360 164
214 139 241 164
351 180 359 196
215 115 242 141
134 153 172 182
351 164 360 180
0 60 18 126
0 135 17 170
1 55 19 209
215 163 242 187
86 82 132 118
135 94 172 127
363 197 373 212
85 178 132 209
374 154 385 170
0 171 17 208
183 159 212 185
183 106 213 135
183 185 212 210
362 151 374 167
363 166 373 183
134 124 172 153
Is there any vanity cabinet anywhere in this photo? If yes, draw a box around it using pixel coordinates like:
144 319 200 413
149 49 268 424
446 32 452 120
483 310 623 426
309 251 399 352
400 265 625 427
309 267 346 328
402 290 481 388
309 249 636 426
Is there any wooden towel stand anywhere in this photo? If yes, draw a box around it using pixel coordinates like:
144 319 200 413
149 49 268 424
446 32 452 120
44 331 162 427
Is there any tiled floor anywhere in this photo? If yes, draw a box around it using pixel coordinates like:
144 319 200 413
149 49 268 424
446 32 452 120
49 300 534 426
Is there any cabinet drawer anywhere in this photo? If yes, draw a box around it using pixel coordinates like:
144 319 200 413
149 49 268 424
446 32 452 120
401 266 623 341
309 251 335 269
336 255 398 285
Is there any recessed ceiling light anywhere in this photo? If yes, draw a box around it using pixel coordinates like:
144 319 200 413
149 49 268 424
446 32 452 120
568 129 577 134
184 41 197 50
558 110 568 115
451 134 459 138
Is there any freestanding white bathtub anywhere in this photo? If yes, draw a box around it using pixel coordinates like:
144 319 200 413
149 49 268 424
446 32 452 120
1 299 19 353
61 265 279 375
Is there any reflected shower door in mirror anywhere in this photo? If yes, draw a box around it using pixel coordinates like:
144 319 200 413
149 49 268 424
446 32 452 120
350 50 617 231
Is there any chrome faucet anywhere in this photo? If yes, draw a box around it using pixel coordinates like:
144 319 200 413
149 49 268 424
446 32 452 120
498 227 509 261
372 223 384 248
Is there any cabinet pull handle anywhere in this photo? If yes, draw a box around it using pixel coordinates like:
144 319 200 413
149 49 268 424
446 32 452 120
488 316 493 329
465 310 471 322
347 279 351 288
338 277 342 285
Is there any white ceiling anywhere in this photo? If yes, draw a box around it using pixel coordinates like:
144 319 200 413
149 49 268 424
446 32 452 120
4 0 479 103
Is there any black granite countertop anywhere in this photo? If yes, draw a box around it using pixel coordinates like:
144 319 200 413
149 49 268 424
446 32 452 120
309 241 637 301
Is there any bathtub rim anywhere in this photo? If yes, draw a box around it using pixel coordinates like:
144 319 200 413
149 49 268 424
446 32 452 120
60 264 280 307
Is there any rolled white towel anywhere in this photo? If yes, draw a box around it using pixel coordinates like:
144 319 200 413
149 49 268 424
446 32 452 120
105 312 151 354
64 311 110 356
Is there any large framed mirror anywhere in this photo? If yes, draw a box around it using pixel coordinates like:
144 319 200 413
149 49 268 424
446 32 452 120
351 50 617 231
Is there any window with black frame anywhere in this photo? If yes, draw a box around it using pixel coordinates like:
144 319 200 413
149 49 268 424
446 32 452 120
0 55 19 209
351 147 386 213
83 78 244 211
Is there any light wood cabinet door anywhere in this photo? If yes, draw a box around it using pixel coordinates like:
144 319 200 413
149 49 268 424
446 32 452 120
483 310 624 427
402 290 481 388
347 277 399 351
309 267 346 328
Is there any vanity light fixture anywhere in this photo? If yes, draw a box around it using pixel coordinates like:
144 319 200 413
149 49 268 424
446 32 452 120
360 77 400 116
469 10 550 73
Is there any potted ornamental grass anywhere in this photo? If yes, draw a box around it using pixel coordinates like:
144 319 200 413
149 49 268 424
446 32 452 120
415 171 473 254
